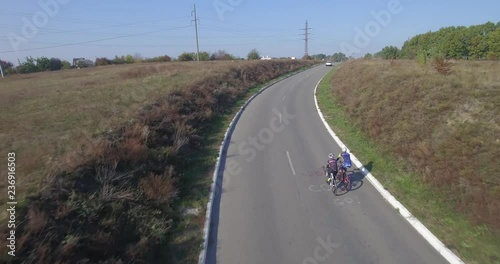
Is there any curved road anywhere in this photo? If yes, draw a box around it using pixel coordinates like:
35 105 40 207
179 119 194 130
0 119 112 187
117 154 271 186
207 65 448 264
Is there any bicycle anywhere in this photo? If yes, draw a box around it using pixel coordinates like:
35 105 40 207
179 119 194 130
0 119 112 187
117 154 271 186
322 165 342 195
335 164 351 195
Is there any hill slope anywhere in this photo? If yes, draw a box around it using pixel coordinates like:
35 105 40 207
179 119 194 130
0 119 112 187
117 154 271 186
333 59 499 227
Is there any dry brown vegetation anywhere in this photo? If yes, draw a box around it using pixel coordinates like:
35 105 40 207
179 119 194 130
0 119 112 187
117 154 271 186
331 59 500 230
0 60 315 263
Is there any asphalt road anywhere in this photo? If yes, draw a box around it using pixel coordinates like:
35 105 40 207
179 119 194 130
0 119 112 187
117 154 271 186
208 65 448 264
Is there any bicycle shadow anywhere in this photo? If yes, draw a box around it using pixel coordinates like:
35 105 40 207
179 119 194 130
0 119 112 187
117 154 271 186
346 161 373 192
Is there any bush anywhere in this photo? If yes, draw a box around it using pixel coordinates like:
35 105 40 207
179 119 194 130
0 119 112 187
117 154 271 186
177 52 196 61
77 59 95 68
375 46 401 59
432 56 453 75
199 51 210 61
62 60 72 69
145 55 172 63
17 57 38 74
210 50 236 60
0 59 14 71
48 58 63 71
96 57 112 66
247 49 261 60
112 56 127 65
36 57 50 71
416 50 427 65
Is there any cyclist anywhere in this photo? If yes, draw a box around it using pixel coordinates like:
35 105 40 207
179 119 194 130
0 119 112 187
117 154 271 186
325 153 338 184
337 147 352 182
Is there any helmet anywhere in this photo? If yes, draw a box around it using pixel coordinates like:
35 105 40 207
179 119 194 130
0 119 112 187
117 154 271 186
341 147 347 153
328 153 334 159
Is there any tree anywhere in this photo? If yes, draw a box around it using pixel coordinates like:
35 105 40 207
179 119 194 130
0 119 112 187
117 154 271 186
112 55 126 64
17 57 38 74
331 52 348 62
61 60 71 69
0 60 14 71
48 58 63 71
375 46 401 59
95 57 112 66
486 28 500 59
125 54 134 64
211 50 235 60
302 54 312 60
247 49 261 60
36 56 51 71
1 59 14 75
178 52 196 61
311 54 327 60
401 21 500 60
199 51 210 61
133 53 143 62
364 53 373 59
77 59 94 68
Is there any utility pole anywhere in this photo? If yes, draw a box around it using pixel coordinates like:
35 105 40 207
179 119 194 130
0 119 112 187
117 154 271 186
0 63 4 78
192 4 200 62
301 20 312 58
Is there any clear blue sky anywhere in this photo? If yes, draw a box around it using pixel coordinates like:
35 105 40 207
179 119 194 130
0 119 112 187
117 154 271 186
0 0 498 64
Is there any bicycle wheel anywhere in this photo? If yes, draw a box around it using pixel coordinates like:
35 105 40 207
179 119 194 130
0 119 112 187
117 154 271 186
333 173 340 196
344 171 351 192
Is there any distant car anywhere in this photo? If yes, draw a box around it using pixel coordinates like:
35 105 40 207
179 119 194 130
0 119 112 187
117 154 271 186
325 61 333 66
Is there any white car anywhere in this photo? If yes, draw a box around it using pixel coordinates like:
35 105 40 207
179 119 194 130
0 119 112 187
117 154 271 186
325 61 333 66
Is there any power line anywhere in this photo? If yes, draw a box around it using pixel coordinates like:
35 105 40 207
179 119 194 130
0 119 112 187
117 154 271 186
0 25 192 54
0 9 189 27
0 17 192 36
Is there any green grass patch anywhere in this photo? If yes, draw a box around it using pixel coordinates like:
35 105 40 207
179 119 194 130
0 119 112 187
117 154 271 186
317 66 500 264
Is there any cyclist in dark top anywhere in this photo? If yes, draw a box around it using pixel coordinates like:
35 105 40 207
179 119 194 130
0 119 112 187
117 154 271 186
326 153 338 184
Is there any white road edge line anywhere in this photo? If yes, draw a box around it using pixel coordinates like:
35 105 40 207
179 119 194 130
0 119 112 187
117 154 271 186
198 65 317 264
286 151 296 175
313 74 464 264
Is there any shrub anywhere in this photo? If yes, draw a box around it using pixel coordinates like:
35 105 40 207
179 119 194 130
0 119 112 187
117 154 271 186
178 52 196 61
62 60 71 69
210 50 236 60
112 55 127 64
17 57 38 74
48 58 63 71
416 50 427 65
36 57 50 71
95 57 112 66
145 55 172 63
0 59 13 70
432 56 453 75
247 49 261 60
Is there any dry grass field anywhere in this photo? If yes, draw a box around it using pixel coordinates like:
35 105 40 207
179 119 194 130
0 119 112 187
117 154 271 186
0 60 315 263
0 62 242 209
317 59 500 263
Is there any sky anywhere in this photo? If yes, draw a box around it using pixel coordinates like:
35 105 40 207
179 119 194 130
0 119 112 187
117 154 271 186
0 0 499 64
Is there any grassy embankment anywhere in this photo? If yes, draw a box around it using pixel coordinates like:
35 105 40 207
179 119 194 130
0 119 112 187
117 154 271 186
0 60 316 263
317 59 500 264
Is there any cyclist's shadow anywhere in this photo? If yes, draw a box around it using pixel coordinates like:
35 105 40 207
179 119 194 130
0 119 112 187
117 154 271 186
348 161 372 192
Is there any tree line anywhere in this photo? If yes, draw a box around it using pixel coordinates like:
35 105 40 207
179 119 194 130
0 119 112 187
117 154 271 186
0 49 268 76
309 53 350 62
373 21 500 60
